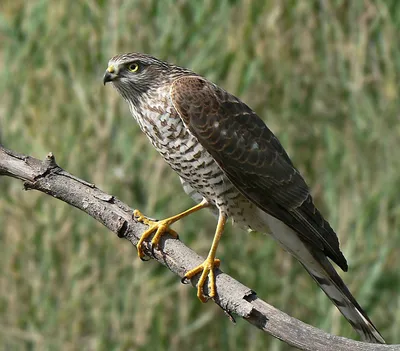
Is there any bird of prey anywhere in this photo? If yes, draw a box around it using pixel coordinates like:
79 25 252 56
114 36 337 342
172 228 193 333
103 52 384 343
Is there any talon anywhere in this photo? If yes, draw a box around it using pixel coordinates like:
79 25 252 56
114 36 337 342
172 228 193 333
133 209 180 259
223 309 236 324
132 202 210 273
150 225 165 256
181 276 190 284
184 258 221 302
151 244 157 257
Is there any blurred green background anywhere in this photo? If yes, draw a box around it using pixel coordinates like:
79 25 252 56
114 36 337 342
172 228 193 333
0 1 399 350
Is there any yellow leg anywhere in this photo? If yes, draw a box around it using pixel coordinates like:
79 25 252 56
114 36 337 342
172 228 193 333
134 199 209 259
184 212 227 302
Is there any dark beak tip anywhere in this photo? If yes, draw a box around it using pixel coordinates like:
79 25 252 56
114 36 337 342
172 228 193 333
103 71 113 85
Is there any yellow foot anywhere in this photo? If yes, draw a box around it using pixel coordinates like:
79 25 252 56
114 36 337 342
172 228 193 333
183 257 221 302
134 209 179 259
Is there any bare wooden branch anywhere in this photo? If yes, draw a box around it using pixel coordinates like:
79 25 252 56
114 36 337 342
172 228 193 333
0 145 398 351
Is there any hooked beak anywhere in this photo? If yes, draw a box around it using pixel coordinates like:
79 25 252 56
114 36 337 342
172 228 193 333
103 65 118 85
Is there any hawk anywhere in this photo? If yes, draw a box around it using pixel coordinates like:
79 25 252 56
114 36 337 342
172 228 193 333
103 52 384 343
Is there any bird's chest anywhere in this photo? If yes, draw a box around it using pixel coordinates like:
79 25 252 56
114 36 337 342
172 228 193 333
132 101 253 223
134 103 232 192
137 106 219 179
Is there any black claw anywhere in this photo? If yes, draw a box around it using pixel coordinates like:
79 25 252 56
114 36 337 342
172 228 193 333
204 290 214 302
181 276 190 284
151 243 159 257
223 310 236 324
140 255 151 262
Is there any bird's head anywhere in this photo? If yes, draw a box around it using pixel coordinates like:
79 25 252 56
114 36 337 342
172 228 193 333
103 53 177 102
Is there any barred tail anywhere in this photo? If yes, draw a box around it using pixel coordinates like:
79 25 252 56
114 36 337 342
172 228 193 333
302 251 385 343
262 214 385 343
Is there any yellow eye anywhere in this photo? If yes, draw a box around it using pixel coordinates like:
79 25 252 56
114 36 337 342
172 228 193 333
128 63 139 72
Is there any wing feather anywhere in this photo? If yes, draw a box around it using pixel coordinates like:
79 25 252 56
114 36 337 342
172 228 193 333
170 76 347 271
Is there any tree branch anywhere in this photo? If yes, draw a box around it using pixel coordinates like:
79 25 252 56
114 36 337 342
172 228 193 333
0 145 398 351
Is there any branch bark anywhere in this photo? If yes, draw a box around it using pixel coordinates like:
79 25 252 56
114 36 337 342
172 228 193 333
0 145 398 351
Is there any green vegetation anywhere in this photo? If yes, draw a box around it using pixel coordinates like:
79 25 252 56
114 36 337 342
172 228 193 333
0 1 399 350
